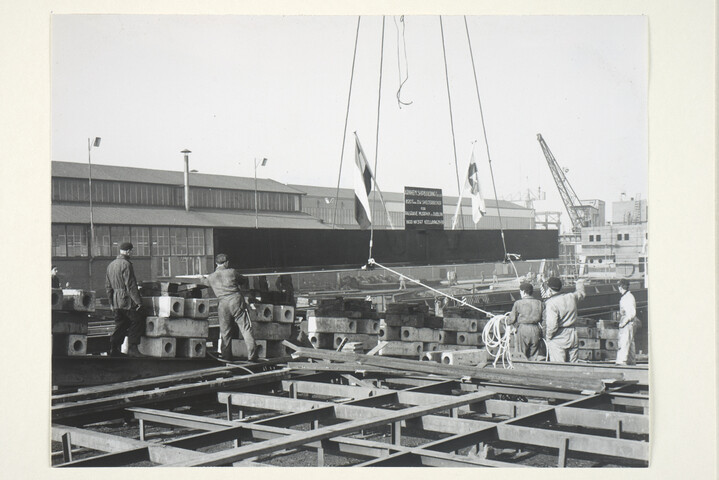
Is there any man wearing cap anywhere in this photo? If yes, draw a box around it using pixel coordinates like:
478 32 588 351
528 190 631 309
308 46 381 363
616 279 637 365
506 282 544 360
543 276 586 362
205 253 257 361
105 242 146 357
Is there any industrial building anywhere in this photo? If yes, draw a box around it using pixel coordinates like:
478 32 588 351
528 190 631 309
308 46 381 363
51 161 535 292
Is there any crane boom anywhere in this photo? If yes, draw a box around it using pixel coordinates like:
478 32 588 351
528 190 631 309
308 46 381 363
536 133 591 232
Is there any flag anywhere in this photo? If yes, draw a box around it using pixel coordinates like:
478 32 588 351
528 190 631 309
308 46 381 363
451 147 486 229
467 150 486 223
353 134 373 229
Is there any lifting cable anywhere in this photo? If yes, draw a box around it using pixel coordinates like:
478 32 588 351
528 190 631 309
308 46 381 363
439 16 465 229
368 16 387 261
394 15 413 108
332 16 363 229
463 16 509 260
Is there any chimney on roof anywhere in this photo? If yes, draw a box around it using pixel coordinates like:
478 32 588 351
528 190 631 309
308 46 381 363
181 149 192 211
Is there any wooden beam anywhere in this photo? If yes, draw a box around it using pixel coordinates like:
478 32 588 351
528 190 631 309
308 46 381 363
168 390 495 466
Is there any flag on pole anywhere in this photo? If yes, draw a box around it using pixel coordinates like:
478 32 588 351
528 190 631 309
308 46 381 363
451 146 486 229
467 150 486 223
353 134 373 229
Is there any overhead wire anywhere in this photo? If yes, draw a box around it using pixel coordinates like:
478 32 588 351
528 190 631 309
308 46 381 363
368 16 387 261
332 16 363 230
394 15 413 108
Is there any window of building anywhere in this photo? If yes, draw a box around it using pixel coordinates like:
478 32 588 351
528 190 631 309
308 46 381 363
624 233 629 240
589 235 594 242
93 226 112 257
66 225 88 257
187 228 205 255
110 226 131 256
596 235 602 241
52 224 67 257
598 258 603 263
160 257 171 277
131 227 151 256
617 233 622 241
152 227 170 256
170 228 188 255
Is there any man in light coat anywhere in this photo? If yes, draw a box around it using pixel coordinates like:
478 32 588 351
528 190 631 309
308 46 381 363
106 242 146 357
543 277 586 362
616 278 637 365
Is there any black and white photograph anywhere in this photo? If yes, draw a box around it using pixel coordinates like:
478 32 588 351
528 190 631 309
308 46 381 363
0 1 715 477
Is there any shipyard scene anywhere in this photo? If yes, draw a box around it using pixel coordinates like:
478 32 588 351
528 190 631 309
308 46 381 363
49 14 651 468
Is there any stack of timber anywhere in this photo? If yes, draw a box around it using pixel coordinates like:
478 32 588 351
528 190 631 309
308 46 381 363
284 341 623 394
230 301 295 359
307 297 379 354
52 289 95 356
139 296 210 358
574 317 621 361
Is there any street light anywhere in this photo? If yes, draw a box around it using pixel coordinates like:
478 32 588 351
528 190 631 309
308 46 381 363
88 137 101 276
254 157 268 229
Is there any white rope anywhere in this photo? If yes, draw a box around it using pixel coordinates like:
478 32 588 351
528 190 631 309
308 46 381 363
481 313 514 368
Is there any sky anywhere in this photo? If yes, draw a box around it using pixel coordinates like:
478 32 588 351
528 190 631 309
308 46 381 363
52 15 647 231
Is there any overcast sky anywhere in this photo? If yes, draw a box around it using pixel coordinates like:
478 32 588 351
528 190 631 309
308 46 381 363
52 15 647 230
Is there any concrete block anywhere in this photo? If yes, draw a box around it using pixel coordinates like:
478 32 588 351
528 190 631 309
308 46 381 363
51 312 89 335
248 304 274 323
376 341 423 357
307 332 335 349
273 305 295 324
138 336 176 358
599 349 617 361
442 317 478 332
401 327 439 343
422 342 439 352
575 327 596 338
422 351 443 362
456 332 483 346
378 322 401 341
252 322 292 341
333 333 379 350
52 334 87 356
439 330 457 344
61 289 96 312
176 338 207 358
599 329 619 340
597 319 619 329
184 298 210 319
141 296 184 317
423 316 444 329
578 338 600 349
51 289 64 310
441 348 488 366
231 339 267 359
437 344 473 352
145 317 209 338
308 316 356 333
577 348 599 361
383 313 423 327
601 339 618 351
266 340 288 358
356 319 380 334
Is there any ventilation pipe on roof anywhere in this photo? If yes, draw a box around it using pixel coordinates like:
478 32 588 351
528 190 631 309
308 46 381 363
181 149 191 212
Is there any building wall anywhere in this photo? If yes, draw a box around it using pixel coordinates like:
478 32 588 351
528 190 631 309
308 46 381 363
612 199 648 224
581 224 647 277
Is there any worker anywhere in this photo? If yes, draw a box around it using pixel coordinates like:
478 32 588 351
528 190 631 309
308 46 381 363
543 276 586 362
616 278 637 365
105 242 145 357
205 253 257 361
398 276 407 290
506 282 544 360
51 265 61 288
276 274 295 307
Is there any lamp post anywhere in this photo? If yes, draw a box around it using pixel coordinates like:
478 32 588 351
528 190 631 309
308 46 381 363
254 157 268 229
88 137 101 277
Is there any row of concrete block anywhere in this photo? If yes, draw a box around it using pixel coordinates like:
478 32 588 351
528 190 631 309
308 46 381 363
141 297 210 319
578 348 617 361
308 315 487 335
379 325 484 346
52 289 96 312
422 348 489 366
578 338 618 350
576 325 620 340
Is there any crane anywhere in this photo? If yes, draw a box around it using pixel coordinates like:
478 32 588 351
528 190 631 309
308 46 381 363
536 133 591 232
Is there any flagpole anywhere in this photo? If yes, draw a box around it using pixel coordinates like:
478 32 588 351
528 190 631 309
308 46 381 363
355 133 395 230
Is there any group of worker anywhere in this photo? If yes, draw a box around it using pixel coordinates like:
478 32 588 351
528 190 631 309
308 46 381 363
506 276 638 365
102 242 292 360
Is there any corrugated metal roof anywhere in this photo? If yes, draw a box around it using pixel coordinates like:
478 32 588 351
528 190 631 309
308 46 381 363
52 204 333 229
289 184 528 210
52 161 305 195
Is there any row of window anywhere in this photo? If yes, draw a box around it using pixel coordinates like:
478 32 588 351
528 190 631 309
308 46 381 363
588 232 646 242
52 178 302 213
52 224 214 258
